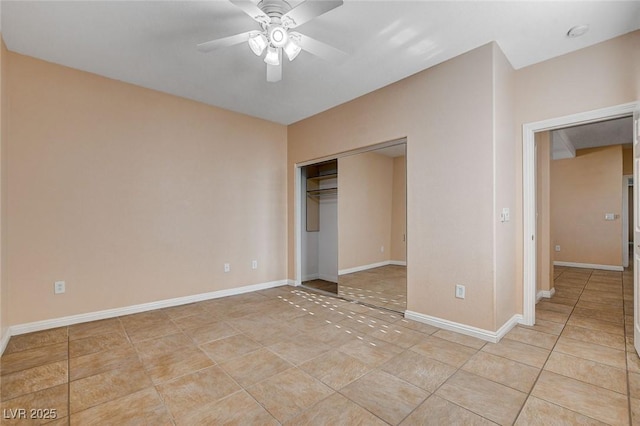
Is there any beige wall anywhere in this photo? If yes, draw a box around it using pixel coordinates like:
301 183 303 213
515 32 639 126
624 147 633 175
0 39 7 342
338 152 393 270
551 146 623 267
7 52 288 325
390 155 407 262
493 43 518 327
289 43 506 331
514 31 640 304
535 132 552 294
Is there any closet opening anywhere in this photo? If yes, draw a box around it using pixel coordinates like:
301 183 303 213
296 139 407 313
301 159 339 294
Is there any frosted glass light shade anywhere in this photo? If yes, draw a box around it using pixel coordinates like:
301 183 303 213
248 33 268 56
284 39 301 61
264 46 280 66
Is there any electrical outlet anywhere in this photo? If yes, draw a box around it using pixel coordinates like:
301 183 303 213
380 246 384 253
555 245 561 252
224 263 230 273
54 281 65 294
455 284 465 299
251 260 258 270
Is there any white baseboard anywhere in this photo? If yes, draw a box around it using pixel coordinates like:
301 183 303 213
8 279 288 338
536 288 555 303
318 274 338 283
404 310 522 343
553 261 623 272
0 326 10 355
302 273 338 283
287 279 299 286
339 260 406 275
302 273 319 281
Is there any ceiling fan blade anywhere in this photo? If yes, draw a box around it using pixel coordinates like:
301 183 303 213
267 62 282 82
229 0 270 25
294 32 347 63
197 31 254 53
282 0 343 28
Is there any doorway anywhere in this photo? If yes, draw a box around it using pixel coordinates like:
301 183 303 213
522 102 639 326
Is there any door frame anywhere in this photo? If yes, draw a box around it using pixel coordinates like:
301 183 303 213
522 101 639 326
623 174 633 268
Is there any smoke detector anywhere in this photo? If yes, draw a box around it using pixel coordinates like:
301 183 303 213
567 25 589 38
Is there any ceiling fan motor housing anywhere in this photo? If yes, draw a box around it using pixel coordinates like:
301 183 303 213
258 0 292 20
257 0 295 50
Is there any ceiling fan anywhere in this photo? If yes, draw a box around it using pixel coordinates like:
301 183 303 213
197 0 346 82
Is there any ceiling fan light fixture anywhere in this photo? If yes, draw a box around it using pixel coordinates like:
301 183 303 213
248 32 268 56
264 46 280 66
269 26 288 48
284 38 301 61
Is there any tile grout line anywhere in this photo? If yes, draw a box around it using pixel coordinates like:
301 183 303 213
510 268 598 424
394 339 501 426
549 269 632 423
120 315 178 425
509 267 575 424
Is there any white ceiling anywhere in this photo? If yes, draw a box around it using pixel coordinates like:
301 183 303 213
2 1 640 125
551 116 633 160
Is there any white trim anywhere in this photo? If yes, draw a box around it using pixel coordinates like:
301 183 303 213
523 102 640 328
0 328 10 355
404 310 522 343
296 138 407 168
623 174 633 268
536 288 555 303
287 279 299 286
523 120 537 326
553 261 623 271
8 279 288 337
338 260 403 276
295 163 303 291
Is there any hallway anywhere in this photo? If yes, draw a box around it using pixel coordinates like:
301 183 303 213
514 264 636 424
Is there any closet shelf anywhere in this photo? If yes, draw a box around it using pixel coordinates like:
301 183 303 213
307 173 338 181
307 187 338 198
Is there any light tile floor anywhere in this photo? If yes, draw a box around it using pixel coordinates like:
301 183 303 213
338 265 407 311
0 265 636 425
